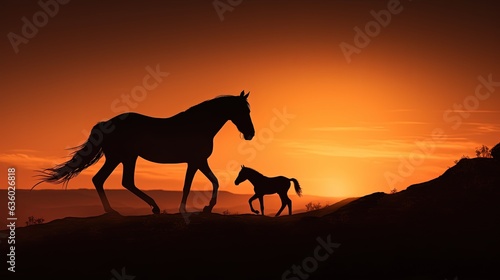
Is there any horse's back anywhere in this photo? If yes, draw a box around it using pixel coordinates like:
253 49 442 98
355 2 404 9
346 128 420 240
98 112 213 163
109 112 167 127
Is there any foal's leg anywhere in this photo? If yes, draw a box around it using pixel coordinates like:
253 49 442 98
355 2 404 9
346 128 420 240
92 157 120 214
287 196 292 215
122 157 160 214
248 194 260 214
258 196 264 215
198 160 219 213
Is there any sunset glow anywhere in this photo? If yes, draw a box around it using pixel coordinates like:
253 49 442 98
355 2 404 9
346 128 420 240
1 0 500 198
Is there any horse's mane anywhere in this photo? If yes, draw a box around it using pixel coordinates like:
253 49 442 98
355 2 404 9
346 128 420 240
184 95 249 115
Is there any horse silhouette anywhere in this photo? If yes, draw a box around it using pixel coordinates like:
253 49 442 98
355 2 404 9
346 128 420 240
33 91 255 214
234 165 302 216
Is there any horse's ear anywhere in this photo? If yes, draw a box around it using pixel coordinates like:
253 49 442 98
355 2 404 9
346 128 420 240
244 92 250 99
240 90 245 97
241 165 245 168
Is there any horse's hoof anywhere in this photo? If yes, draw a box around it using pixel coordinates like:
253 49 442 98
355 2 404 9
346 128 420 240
152 206 160 214
253 210 260 214
203 206 212 213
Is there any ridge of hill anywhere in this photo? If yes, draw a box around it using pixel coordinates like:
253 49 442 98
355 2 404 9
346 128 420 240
2 158 499 279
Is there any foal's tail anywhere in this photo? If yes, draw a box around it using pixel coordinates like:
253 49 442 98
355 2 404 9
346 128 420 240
290 178 302 197
32 123 105 190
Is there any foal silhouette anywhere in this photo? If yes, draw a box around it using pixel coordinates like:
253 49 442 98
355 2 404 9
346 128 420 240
234 165 302 216
33 91 255 214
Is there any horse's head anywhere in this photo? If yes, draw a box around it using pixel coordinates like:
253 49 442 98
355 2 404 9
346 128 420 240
234 165 250 185
229 91 255 140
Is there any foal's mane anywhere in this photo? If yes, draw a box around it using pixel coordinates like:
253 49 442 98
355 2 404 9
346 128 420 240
243 166 264 178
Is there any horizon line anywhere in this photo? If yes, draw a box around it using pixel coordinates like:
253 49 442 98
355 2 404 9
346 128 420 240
7 188 348 198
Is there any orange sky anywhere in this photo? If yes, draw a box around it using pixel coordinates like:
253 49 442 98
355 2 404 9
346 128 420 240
1 0 500 198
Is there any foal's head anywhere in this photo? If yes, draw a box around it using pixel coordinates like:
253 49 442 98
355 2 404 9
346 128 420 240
234 165 253 185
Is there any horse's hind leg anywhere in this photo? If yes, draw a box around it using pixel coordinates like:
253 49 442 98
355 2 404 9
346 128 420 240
275 192 289 217
92 158 119 214
122 157 160 214
258 196 264 215
179 163 198 213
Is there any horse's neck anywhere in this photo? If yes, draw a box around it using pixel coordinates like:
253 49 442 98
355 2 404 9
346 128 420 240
200 114 228 138
171 106 229 138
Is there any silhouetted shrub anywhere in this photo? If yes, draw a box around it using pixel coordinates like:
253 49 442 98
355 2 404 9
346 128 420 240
390 188 398 194
305 202 322 211
475 145 492 158
454 155 470 164
491 142 500 159
25 216 44 226
454 144 497 164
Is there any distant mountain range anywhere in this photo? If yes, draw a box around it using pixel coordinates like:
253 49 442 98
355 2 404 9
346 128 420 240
0 189 341 229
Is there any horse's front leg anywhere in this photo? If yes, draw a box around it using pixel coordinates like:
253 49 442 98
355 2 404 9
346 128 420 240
248 194 260 214
199 160 219 213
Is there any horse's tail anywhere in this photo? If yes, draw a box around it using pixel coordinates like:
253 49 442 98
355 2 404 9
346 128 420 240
32 123 105 190
290 178 302 197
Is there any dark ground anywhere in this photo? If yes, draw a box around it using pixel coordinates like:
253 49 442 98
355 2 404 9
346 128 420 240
1 158 499 279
